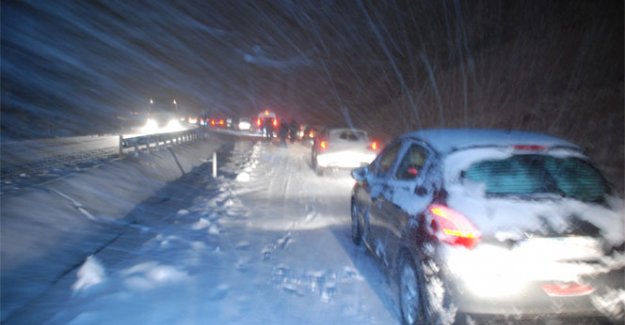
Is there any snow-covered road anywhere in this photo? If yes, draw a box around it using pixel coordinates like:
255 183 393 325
7 139 399 324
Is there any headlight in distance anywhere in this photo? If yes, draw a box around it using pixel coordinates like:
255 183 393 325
165 119 184 132
141 118 159 133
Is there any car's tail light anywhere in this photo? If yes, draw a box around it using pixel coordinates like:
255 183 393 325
542 282 594 297
427 204 481 249
513 144 546 151
273 119 278 127
256 118 261 127
210 119 216 126
320 140 328 150
219 119 225 126
309 130 315 138
369 141 378 151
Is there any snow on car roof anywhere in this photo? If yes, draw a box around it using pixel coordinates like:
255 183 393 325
402 128 580 154
328 127 367 133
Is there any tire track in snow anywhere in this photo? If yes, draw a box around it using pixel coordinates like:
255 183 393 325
227 141 379 313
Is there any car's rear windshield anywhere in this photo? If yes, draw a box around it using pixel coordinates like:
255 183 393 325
463 154 608 202
330 130 367 141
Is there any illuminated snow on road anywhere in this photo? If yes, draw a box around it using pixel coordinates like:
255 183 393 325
7 140 397 324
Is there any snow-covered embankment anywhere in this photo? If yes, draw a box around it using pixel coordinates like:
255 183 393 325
0 134 226 321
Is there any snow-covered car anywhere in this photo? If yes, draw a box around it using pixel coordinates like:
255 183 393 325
350 128 625 324
311 128 378 176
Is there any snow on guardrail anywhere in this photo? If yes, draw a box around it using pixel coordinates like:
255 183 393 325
118 128 207 156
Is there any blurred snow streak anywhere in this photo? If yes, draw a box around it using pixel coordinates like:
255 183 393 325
1 0 622 192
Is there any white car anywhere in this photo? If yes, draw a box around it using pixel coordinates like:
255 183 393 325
238 118 251 131
311 128 379 175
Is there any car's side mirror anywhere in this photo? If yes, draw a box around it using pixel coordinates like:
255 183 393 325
351 166 368 181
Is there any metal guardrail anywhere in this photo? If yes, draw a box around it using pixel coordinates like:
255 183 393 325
118 128 206 156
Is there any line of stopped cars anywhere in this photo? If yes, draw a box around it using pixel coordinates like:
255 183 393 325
341 128 624 324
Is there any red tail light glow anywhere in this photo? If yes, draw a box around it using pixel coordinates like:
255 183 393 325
427 204 481 249
320 140 328 149
370 141 378 151
513 144 546 151
273 119 278 127
256 118 261 126
218 119 225 126
542 282 594 297
210 119 216 126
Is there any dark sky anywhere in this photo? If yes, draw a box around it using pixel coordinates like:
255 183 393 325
1 1 622 140
1 1 412 137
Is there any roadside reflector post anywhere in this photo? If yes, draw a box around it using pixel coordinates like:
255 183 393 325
118 135 124 157
212 152 217 177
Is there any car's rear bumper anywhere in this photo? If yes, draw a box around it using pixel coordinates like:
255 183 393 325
449 267 624 321
317 151 375 169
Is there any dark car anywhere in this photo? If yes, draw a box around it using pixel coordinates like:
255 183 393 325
350 128 624 324
303 125 321 146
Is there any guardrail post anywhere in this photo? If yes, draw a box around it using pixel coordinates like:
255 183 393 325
212 152 217 177
118 135 124 157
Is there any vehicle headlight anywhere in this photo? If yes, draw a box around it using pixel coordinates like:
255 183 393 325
141 118 159 133
165 119 183 131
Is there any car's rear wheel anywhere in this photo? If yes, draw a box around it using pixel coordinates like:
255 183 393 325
398 255 428 325
399 254 456 325
314 161 324 176
351 200 361 245
311 151 322 175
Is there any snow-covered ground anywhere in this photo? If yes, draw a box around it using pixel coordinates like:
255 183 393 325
3 137 400 324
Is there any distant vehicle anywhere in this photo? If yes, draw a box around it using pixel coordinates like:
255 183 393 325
141 99 182 133
186 116 198 124
257 110 277 127
256 110 278 137
302 125 321 146
238 117 252 131
311 127 378 176
350 128 625 324
208 117 227 128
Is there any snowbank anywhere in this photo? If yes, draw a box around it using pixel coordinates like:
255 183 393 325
0 135 226 321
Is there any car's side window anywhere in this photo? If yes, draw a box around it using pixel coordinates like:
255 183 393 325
395 144 428 180
372 142 401 177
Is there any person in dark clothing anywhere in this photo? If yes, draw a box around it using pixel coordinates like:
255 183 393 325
264 119 274 142
289 119 299 143
278 122 289 147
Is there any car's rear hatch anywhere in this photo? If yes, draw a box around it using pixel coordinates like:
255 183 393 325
440 148 625 318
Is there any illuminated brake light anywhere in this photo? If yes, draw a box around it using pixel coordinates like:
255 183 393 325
542 282 594 297
264 110 269 116
320 140 328 149
273 119 278 127
370 141 378 151
256 119 261 126
219 119 225 126
427 204 480 249
513 144 546 151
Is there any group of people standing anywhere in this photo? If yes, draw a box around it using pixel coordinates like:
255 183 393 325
262 119 299 147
